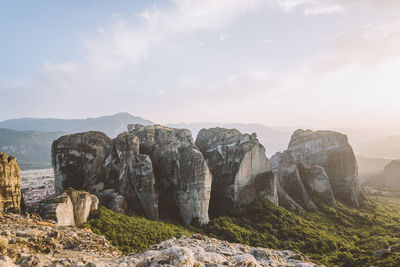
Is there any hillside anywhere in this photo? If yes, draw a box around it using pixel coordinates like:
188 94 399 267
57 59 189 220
0 112 153 138
0 129 64 170
167 122 291 156
0 113 154 169
84 197 400 266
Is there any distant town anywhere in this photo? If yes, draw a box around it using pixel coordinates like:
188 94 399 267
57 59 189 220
21 168 55 207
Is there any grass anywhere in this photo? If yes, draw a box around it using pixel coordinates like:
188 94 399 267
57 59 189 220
83 197 400 266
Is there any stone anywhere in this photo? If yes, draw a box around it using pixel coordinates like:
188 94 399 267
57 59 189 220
52 132 112 194
128 124 212 224
288 129 361 208
195 128 277 217
107 235 320 266
381 160 400 190
276 184 306 214
270 151 317 211
0 152 22 213
297 162 337 207
38 188 98 226
51 131 158 220
104 133 158 219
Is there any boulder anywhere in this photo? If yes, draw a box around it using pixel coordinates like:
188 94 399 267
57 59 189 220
52 131 112 194
38 188 98 226
0 152 22 213
128 124 212 224
195 128 277 217
288 129 361 207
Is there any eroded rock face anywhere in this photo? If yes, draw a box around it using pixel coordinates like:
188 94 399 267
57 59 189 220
38 188 98 226
0 152 22 213
297 162 337 207
288 129 361 207
195 128 277 217
108 235 320 266
270 151 317 211
381 160 400 190
128 124 211 224
104 133 158 219
52 132 111 194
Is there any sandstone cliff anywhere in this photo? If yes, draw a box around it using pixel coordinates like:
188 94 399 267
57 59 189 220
195 128 277 217
288 129 361 208
38 188 98 226
128 124 212 225
0 152 22 213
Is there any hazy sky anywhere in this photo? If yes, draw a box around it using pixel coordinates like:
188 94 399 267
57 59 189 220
1 0 400 128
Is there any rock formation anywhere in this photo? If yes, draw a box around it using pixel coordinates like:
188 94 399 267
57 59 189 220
270 151 318 211
380 160 400 190
0 211 121 266
288 129 361 208
0 152 22 213
108 235 320 266
270 150 336 211
38 188 98 226
195 128 277 217
52 131 112 195
104 132 158 219
128 124 212 224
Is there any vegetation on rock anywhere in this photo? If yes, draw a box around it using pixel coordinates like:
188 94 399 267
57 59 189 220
85 197 400 266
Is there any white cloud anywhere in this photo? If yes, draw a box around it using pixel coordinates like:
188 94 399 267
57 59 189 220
304 5 344 15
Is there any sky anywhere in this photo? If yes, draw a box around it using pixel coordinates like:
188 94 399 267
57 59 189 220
1 0 400 128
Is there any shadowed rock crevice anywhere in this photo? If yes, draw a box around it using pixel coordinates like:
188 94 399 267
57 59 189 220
195 128 278 217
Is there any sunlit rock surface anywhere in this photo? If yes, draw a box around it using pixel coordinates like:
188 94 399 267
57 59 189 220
128 124 211 224
0 152 22 213
288 129 361 208
38 188 98 226
195 128 277 217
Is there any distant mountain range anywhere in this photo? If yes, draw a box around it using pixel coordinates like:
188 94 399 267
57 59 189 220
167 122 291 156
0 112 153 138
354 135 400 159
0 128 64 170
0 113 154 169
1 112 399 171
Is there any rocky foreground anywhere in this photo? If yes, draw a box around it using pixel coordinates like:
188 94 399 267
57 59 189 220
0 212 320 267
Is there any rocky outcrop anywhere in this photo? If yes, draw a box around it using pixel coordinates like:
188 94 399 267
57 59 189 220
0 152 22 213
0 213 321 266
297 162 337 207
52 131 112 194
270 151 318 211
108 235 321 266
104 133 158 219
128 124 212 224
288 129 361 208
374 160 400 190
0 212 121 266
38 188 98 226
51 131 158 221
270 150 336 210
195 128 277 217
